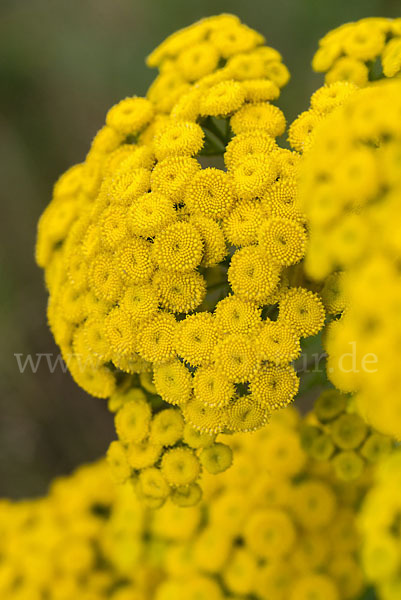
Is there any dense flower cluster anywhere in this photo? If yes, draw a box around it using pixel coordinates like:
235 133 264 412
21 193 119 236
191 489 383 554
300 390 393 481
359 451 401 600
36 14 327 500
299 79 401 439
312 17 401 86
106 384 233 507
0 409 368 600
0 461 150 600
25 13 401 600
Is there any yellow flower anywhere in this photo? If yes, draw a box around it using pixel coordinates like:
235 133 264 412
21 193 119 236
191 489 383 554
224 130 276 170
152 221 204 272
149 408 185 446
115 398 152 444
185 168 234 219
326 56 369 86
210 21 264 58
153 269 206 313
182 397 227 434
117 238 154 284
105 307 137 357
230 154 277 200
193 366 235 408
213 333 259 382
258 217 307 266
382 37 401 78
343 21 385 61
199 443 233 474
176 41 219 81
292 480 337 530
151 155 201 201
199 80 245 117
290 574 339 600
228 246 280 302
214 294 262 336
225 396 268 432
175 313 219 367
161 447 201 486
106 96 154 135
121 283 159 322
245 508 296 559
107 441 131 483
279 288 326 338
241 78 280 102
89 253 123 302
137 312 177 364
230 102 286 137
153 360 193 406
154 121 205 160
139 467 170 500
190 215 227 267
288 109 322 152
250 364 299 410
256 320 301 364
310 81 358 115
128 191 176 237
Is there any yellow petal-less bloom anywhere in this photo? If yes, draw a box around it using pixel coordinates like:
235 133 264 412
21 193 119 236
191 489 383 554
249 364 299 410
224 130 276 169
199 80 246 117
300 79 401 439
152 221 204 272
185 168 234 219
279 288 326 338
214 294 262 336
106 96 154 135
225 396 268 432
230 102 286 137
213 333 259 383
258 217 307 266
161 447 201 486
115 398 152 444
228 246 280 302
231 153 277 200
153 360 193 406
153 269 206 313
193 365 235 408
183 396 228 434
256 320 301 364
154 121 205 160
137 312 177 364
175 313 219 367
128 191 176 237
312 17 399 87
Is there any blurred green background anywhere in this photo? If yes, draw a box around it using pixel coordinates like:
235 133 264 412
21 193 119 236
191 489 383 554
1 0 399 499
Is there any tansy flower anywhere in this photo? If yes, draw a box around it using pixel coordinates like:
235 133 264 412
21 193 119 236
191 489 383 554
153 359 193 406
193 365 235 407
230 102 286 137
249 364 300 410
185 168 234 219
106 96 154 135
199 80 246 117
228 245 280 302
152 221 204 272
175 312 219 366
154 121 205 160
